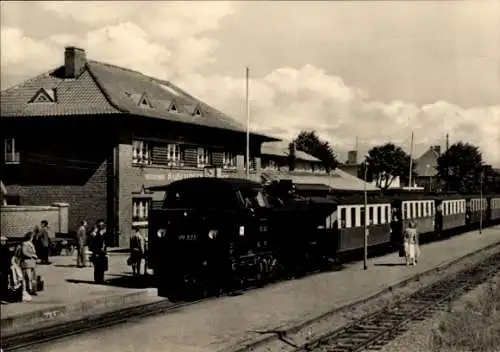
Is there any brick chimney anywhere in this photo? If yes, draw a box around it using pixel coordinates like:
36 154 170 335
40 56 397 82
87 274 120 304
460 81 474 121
65 47 87 78
347 150 358 165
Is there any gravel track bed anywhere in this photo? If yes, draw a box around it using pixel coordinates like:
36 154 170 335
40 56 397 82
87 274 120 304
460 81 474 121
378 273 500 352
246 245 500 352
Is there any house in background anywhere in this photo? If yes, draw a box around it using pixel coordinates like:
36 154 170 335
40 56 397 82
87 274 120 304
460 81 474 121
260 142 379 191
338 149 402 189
414 145 441 191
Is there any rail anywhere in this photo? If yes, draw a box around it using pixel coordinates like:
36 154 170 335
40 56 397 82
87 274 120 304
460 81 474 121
292 251 500 352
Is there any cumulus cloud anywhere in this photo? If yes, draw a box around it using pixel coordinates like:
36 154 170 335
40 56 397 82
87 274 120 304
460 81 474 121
1 1 499 165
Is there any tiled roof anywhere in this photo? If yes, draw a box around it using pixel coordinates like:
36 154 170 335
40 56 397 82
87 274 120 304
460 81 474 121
261 168 379 191
261 141 321 162
1 68 120 117
1 55 276 139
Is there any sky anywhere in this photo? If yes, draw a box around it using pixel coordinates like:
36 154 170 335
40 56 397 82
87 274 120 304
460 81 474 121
1 1 499 165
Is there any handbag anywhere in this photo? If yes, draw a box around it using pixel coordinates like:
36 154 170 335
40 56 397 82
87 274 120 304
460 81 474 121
36 275 45 292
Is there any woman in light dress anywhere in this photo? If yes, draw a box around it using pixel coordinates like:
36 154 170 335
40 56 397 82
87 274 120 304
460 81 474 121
404 221 419 266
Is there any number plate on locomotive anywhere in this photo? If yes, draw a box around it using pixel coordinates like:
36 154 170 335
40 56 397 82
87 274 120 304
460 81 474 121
177 234 197 241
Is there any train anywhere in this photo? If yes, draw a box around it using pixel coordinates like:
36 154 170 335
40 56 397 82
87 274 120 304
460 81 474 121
147 177 500 300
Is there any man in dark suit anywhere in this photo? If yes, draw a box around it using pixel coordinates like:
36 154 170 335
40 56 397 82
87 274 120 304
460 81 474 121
90 220 108 284
37 220 52 265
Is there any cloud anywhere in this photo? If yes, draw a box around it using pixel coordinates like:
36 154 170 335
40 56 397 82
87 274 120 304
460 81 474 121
1 2 499 165
176 69 500 164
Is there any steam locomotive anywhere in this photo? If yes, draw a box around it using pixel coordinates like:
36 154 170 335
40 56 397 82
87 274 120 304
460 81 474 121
147 177 500 300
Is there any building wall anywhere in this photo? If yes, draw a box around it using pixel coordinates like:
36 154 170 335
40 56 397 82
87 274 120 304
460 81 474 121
1 118 112 235
116 140 262 248
1 203 68 238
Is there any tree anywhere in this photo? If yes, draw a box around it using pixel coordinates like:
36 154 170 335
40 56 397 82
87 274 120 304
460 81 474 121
292 131 339 172
357 143 416 189
437 142 483 193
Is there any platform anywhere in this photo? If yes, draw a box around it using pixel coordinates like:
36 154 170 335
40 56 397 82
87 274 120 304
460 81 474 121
0 252 159 333
29 226 500 352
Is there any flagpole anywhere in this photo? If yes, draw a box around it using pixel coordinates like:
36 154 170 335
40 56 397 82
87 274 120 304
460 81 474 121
245 67 250 180
409 131 414 188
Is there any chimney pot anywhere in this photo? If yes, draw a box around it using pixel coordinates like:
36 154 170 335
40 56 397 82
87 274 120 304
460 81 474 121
65 47 87 79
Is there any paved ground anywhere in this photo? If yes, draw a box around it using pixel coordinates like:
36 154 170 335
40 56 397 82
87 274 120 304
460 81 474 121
32 226 500 352
1 251 158 332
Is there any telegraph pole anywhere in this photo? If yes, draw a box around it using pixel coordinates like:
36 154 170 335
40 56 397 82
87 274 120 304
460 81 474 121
245 67 250 180
363 160 369 270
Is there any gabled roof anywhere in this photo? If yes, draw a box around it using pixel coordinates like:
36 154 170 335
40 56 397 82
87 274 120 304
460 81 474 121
1 55 276 140
261 141 321 162
415 147 440 177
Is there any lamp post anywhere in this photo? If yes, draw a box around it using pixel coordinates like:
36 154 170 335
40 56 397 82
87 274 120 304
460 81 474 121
363 160 369 270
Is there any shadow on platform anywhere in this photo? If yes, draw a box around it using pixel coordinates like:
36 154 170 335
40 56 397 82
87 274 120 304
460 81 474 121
373 263 407 267
66 274 155 289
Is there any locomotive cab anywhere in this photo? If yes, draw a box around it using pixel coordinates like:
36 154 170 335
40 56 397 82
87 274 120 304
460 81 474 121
148 177 278 299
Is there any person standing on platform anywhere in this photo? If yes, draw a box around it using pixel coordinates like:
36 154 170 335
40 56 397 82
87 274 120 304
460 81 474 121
90 220 108 284
404 221 418 266
76 220 88 268
37 220 52 265
129 227 145 276
20 232 38 296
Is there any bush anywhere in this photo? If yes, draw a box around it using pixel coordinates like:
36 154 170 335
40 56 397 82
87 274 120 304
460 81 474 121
430 278 500 352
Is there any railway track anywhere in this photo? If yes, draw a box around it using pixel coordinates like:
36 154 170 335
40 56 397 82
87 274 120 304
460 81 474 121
293 251 500 352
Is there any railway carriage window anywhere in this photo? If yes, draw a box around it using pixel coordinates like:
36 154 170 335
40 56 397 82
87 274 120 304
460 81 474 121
425 202 430 216
377 206 382 224
369 206 374 225
340 207 347 228
386 206 390 223
360 207 366 226
403 203 407 220
420 202 424 217
351 207 357 228
409 203 413 219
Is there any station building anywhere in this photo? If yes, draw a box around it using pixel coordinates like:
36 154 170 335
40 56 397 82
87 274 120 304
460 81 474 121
1 47 376 247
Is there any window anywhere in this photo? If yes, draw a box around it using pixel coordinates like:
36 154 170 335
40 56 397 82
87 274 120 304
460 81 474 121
420 203 424 217
426 202 430 216
132 198 151 226
376 206 382 224
167 143 183 166
351 207 357 228
132 140 150 165
4 138 20 164
360 207 366 226
409 203 413 219
386 206 390 223
340 207 347 228
368 206 374 225
197 147 211 168
222 151 236 169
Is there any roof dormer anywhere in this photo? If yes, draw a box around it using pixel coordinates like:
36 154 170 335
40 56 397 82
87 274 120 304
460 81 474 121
193 105 203 117
168 99 178 113
28 88 57 104
137 92 152 108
